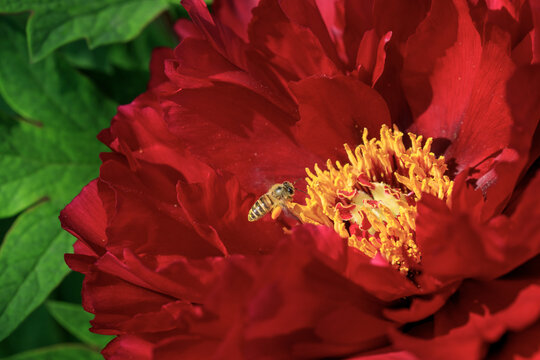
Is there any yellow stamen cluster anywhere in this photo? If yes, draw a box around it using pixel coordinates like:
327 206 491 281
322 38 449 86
289 125 453 274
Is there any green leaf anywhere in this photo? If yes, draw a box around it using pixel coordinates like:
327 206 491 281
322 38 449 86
0 303 67 357
59 41 115 74
0 94 16 118
59 14 178 74
0 17 116 132
20 0 170 62
0 120 106 217
0 202 75 341
104 14 178 72
47 301 113 348
0 17 110 217
0 19 114 341
2 344 102 360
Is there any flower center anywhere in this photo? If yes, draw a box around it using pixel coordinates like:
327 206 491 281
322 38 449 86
289 125 453 275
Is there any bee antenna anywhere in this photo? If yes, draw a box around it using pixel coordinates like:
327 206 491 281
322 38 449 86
292 177 304 185
294 187 307 195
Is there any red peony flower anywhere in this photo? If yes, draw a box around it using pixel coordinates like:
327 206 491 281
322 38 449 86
60 0 540 359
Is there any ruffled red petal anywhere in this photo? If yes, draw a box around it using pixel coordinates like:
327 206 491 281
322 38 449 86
103 335 153 360
248 0 340 82
99 155 222 258
347 350 418 360
478 64 540 219
199 225 394 358
391 260 540 359
291 75 391 160
405 1 509 164
162 82 321 194
213 0 259 42
417 170 540 282
60 180 107 256
99 93 214 183
176 169 285 255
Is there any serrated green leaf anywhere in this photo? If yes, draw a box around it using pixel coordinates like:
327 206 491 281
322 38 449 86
47 301 113 348
0 120 105 217
2 344 102 360
26 0 171 62
0 18 116 132
0 18 114 341
0 202 75 341
60 15 177 74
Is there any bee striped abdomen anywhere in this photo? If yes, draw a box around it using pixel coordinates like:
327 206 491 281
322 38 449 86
248 194 275 221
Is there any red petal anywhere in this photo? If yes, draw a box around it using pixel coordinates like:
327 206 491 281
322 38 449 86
443 28 515 171
213 0 259 42
165 38 239 89
478 64 540 219
278 0 345 70
241 226 391 357
101 93 214 183
403 0 478 137
345 249 421 302
313 0 348 65
315 305 392 345
355 29 379 82
484 0 519 19
370 0 430 126
163 83 321 194
347 350 419 360
99 156 222 258
487 319 540 360
176 170 285 255
391 274 540 360
169 226 394 358
383 281 461 323
533 2 540 62
512 30 534 65
148 47 175 90
403 0 531 179
164 37 293 115
371 31 392 86
373 0 430 43
181 0 225 54
154 335 222 359
291 75 391 160
84 270 178 333
248 0 339 82
173 18 204 41
449 169 485 222
417 170 540 282
60 180 107 256
103 335 153 360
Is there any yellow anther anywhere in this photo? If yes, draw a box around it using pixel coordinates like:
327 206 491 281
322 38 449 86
287 125 453 274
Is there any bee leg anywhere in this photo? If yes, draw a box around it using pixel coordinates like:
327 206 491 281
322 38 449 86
271 206 283 220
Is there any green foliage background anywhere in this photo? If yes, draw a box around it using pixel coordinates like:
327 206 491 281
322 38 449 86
0 1 198 358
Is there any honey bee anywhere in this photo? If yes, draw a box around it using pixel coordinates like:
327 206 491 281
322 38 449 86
248 181 295 222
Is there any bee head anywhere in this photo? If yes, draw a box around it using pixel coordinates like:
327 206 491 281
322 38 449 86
282 181 295 196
